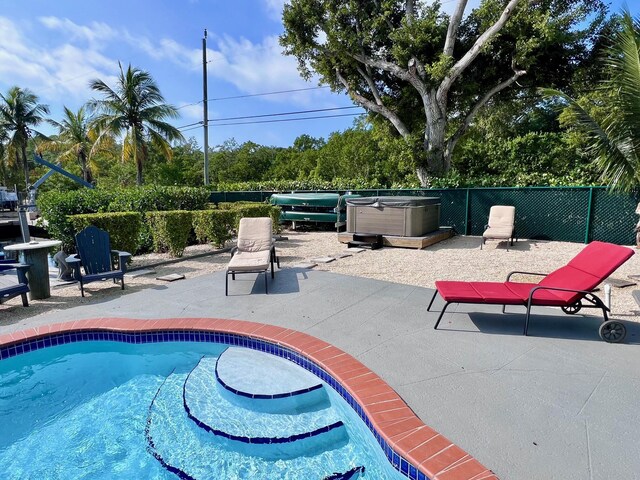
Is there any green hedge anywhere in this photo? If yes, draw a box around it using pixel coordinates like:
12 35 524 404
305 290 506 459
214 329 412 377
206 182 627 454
68 212 143 254
145 210 193 257
107 185 210 212
38 189 115 251
216 202 281 232
38 186 210 252
192 210 237 247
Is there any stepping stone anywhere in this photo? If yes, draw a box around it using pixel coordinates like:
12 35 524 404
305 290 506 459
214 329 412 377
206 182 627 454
607 278 636 288
291 262 317 269
346 247 365 253
156 273 185 282
311 256 335 264
125 268 156 278
334 252 352 259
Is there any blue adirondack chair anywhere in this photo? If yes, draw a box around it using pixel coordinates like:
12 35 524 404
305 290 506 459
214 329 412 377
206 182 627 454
0 260 30 306
66 226 131 297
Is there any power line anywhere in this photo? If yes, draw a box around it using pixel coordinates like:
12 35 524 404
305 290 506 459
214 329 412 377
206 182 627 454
177 86 330 110
177 121 204 130
177 112 362 132
207 112 362 127
209 106 362 122
176 101 203 110
208 86 330 102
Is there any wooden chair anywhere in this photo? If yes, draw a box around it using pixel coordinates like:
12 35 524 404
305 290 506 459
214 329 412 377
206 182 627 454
66 226 131 297
0 260 30 306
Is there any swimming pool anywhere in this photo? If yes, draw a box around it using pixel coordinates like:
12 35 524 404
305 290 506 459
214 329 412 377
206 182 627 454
0 341 403 479
0 320 494 480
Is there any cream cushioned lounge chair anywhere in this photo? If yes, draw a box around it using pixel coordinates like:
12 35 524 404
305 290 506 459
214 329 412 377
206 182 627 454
482 205 516 250
226 217 279 295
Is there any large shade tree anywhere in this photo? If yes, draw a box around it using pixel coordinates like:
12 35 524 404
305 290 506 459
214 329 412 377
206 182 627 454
281 0 606 186
89 63 184 185
0 86 50 188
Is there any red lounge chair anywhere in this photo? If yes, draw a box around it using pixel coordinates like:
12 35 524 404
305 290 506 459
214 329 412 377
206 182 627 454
428 241 635 342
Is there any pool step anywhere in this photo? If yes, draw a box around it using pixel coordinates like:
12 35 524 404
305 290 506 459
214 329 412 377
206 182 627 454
215 347 329 413
147 372 357 479
184 356 347 458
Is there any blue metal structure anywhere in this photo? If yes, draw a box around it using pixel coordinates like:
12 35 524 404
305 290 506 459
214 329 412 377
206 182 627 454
33 154 94 189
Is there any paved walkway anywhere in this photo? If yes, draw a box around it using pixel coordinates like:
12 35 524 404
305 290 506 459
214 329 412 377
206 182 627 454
2 268 639 479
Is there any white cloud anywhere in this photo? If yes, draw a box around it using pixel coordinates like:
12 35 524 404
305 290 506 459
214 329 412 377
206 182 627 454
207 34 317 103
0 16 119 101
0 14 325 113
263 0 287 21
177 102 205 121
38 16 117 45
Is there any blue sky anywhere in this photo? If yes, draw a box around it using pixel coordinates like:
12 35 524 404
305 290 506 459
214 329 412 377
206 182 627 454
0 0 634 151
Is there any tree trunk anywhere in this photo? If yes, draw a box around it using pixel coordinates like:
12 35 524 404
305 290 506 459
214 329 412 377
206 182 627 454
137 142 147 186
415 94 448 187
20 143 29 189
79 151 92 184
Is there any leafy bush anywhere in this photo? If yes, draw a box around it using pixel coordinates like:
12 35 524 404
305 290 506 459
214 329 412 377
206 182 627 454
38 187 211 251
216 202 281 232
214 178 399 192
37 189 116 250
192 210 237 247
68 212 142 254
145 211 193 257
107 185 210 212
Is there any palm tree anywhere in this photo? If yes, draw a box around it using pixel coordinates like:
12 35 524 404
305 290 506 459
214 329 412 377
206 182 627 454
541 11 640 193
46 106 96 183
0 87 50 188
88 63 184 185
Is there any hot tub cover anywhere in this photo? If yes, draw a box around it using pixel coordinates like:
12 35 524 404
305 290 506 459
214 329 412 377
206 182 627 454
346 196 440 207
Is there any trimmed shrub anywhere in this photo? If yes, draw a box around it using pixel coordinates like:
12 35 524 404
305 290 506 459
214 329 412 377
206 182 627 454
68 212 143 255
216 202 281 232
192 210 237 247
107 185 210 212
38 186 210 253
217 201 263 210
145 210 193 257
38 189 116 251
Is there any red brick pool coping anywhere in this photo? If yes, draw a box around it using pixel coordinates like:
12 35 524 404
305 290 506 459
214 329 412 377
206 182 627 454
0 317 497 480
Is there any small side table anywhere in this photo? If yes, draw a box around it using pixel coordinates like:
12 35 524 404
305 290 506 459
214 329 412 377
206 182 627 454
4 240 62 300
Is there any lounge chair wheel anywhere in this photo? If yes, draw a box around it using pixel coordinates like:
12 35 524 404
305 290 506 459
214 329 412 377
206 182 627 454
599 320 626 343
561 302 582 315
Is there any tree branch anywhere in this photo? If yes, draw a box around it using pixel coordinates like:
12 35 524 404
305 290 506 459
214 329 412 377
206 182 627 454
406 0 415 23
438 0 527 104
356 66 384 105
443 0 468 57
446 68 527 153
336 68 411 138
350 52 428 96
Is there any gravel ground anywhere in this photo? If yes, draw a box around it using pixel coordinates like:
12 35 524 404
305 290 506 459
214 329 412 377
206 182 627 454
1 230 638 325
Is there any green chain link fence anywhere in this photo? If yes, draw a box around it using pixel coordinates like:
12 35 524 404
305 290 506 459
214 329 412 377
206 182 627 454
210 187 640 246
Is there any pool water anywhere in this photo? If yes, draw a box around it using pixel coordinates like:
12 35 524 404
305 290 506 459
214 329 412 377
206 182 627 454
0 341 405 479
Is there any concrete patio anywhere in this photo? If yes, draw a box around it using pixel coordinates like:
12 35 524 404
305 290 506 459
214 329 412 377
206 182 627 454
1 267 639 480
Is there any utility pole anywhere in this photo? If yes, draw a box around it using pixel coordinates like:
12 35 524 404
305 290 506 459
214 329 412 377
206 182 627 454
202 28 210 186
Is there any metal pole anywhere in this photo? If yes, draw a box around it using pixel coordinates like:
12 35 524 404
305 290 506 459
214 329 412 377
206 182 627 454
202 29 210 186
584 187 594 244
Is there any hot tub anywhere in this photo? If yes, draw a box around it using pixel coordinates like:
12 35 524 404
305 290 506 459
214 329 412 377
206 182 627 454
346 196 440 237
